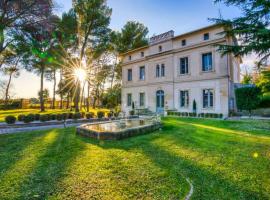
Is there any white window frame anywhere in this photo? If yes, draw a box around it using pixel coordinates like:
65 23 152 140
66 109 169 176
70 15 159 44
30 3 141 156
202 89 214 109
180 90 189 108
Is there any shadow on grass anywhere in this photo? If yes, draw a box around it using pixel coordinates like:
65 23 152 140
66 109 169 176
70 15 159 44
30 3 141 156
0 128 86 199
80 121 269 199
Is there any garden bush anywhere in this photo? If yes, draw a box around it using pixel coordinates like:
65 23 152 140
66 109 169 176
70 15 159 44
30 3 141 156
56 114 63 121
51 114 57 120
62 113 68 120
86 112 95 119
34 114 40 121
259 95 270 108
5 115 16 124
40 114 49 122
80 112 85 118
97 111 105 118
107 111 114 118
23 114 35 123
68 113 73 119
235 86 261 116
17 114 25 122
73 112 81 120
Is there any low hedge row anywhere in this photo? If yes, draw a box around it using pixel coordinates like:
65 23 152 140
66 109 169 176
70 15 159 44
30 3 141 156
168 111 223 119
4 111 108 124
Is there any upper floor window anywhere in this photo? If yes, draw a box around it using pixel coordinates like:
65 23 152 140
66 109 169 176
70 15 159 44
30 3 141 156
161 64 165 77
158 45 162 52
128 55 132 60
156 64 165 77
139 66 145 80
127 69 132 81
203 89 214 108
141 52 144 57
156 64 160 77
180 90 189 108
127 93 132 106
182 39 186 46
203 33 209 40
139 92 145 107
180 57 189 74
202 52 213 72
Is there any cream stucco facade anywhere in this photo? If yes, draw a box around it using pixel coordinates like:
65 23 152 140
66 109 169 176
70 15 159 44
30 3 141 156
120 25 241 117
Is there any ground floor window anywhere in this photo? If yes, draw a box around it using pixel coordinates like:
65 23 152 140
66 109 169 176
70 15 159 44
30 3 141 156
127 93 132 106
139 92 145 107
203 89 214 108
180 90 189 107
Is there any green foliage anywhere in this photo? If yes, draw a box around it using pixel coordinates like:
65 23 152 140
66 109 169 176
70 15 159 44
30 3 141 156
235 87 261 114
23 114 34 123
213 0 270 66
40 114 49 122
111 21 149 53
255 68 270 93
192 99 197 113
56 114 63 121
97 111 105 119
259 94 270 108
5 115 16 124
51 114 56 120
34 114 40 121
241 73 253 84
102 84 121 108
129 110 135 116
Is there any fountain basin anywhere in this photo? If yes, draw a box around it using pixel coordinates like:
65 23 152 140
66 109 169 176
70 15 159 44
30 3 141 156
76 118 162 140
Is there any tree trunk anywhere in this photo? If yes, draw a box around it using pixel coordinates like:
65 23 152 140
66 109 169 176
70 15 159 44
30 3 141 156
66 92 70 109
86 81 90 112
4 72 12 109
59 68 63 109
74 80 80 112
80 81 86 111
40 66 45 112
52 69 56 109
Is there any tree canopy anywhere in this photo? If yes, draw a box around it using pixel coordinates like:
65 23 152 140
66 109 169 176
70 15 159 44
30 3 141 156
213 0 270 66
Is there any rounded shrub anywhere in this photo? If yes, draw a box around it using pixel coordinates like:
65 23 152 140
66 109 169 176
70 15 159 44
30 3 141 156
219 113 223 118
68 113 73 119
62 113 68 120
46 114 52 121
51 114 56 120
34 114 40 121
17 114 25 122
97 111 105 119
40 114 49 122
23 114 34 123
86 112 95 119
5 115 16 124
80 112 85 118
107 111 114 118
56 114 63 121
73 112 81 120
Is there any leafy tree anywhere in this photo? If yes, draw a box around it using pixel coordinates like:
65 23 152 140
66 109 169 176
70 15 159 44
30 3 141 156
235 86 261 116
213 0 270 67
102 83 121 108
0 0 53 54
73 0 112 112
254 67 270 93
111 21 149 54
38 88 50 104
241 73 253 84
16 14 59 112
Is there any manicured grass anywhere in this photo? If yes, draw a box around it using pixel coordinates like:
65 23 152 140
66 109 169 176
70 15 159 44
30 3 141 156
0 117 269 199
0 108 109 122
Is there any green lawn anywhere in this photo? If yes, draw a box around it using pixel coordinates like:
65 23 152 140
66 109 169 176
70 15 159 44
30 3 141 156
0 117 269 199
0 108 109 122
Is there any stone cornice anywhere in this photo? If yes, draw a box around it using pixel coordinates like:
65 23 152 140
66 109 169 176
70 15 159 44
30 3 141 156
121 38 226 67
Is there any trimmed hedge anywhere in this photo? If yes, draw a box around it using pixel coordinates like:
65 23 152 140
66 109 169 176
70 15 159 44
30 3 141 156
5 115 16 124
23 114 35 123
17 114 25 122
168 111 223 119
86 112 95 119
97 111 105 119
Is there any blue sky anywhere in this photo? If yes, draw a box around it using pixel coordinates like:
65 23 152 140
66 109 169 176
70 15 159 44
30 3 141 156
11 0 244 98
